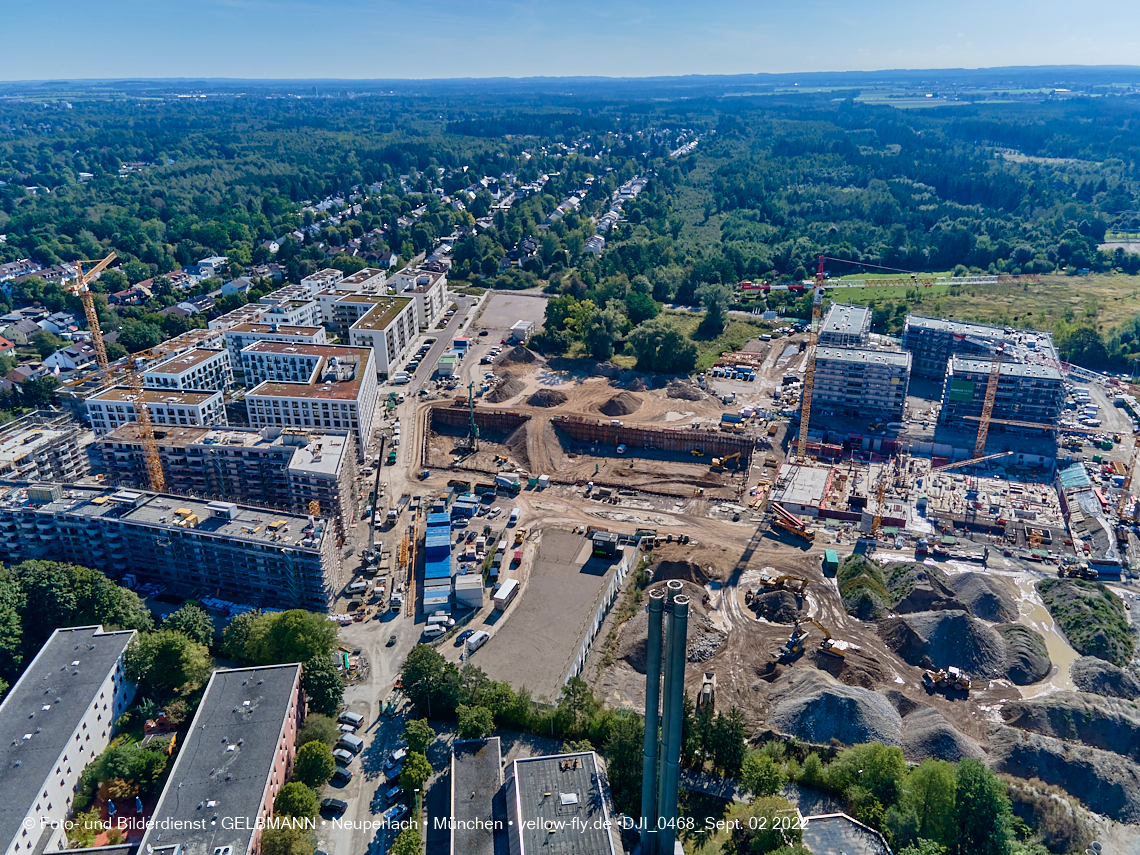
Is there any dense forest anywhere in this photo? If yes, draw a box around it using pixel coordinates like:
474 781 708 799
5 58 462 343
1 85 1139 373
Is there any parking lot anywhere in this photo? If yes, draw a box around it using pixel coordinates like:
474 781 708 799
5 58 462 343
473 290 547 337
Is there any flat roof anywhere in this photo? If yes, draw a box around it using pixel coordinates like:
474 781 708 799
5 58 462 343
949 356 1063 381
241 341 372 360
226 323 323 336
140 665 301 855
508 752 617 855
287 434 351 476
88 386 218 406
450 738 502 855
247 379 363 401
820 304 870 336
146 348 226 374
905 315 1009 337
353 298 413 331
815 346 910 367
0 626 137 851
0 427 71 467
0 481 328 552
339 267 385 285
775 463 831 507
335 293 387 305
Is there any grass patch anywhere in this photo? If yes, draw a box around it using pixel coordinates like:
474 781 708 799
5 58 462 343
1037 578 1135 666
662 310 774 370
596 559 651 670
837 555 891 619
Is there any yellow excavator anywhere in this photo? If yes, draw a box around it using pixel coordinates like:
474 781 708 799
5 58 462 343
802 616 851 658
922 666 971 694
745 572 810 604
711 452 742 471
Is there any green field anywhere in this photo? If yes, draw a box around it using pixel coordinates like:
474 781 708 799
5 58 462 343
662 311 774 370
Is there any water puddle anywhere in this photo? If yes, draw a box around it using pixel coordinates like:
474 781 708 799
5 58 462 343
1013 575 1079 697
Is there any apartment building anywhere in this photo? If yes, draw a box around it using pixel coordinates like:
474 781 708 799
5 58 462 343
143 347 233 393
818 304 871 348
89 425 357 532
224 323 327 382
902 316 1015 380
300 266 345 293
0 482 341 609
939 356 1065 433
338 266 387 292
0 413 87 482
260 298 323 329
139 664 302 855
244 344 377 452
391 267 447 328
811 346 912 422
348 297 417 375
0 625 137 855
331 293 390 339
85 387 227 434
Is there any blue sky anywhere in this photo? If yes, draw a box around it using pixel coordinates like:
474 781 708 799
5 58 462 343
3 0 1139 80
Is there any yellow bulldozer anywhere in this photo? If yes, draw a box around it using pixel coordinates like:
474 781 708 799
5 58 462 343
1058 563 1099 580
744 573 810 604
922 666 971 694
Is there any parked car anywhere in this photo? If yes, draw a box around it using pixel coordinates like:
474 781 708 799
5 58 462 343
455 629 474 646
387 634 397 646
321 798 348 816
479 329 489 336
386 748 407 771
385 784 404 803
333 748 354 765
338 711 364 728
488 507 502 519
331 768 353 785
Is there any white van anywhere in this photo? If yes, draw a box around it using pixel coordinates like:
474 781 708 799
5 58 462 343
427 613 455 628
422 624 447 639
466 630 490 652
338 711 365 729
508 508 520 525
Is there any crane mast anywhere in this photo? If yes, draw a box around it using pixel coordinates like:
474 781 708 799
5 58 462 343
124 351 165 493
71 253 116 369
796 256 826 460
973 344 1005 458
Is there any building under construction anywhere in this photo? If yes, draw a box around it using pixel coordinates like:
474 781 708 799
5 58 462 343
902 315 1061 380
0 481 341 609
0 412 88 483
88 424 358 533
939 357 1065 434
818 303 872 348
811 346 912 422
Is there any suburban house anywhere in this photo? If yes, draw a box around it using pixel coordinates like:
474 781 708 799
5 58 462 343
45 343 98 373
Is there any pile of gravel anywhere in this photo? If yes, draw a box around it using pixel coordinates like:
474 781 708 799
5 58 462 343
527 389 568 407
593 362 622 378
748 589 800 624
998 624 1053 685
626 376 650 392
887 564 961 614
485 372 526 403
949 573 1018 623
880 609 1007 677
687 628 727 663
1071 656 1140 699
500 345 536 365
770 669 902 747
665 379 705 401
900 706 986 762
601 391 643 417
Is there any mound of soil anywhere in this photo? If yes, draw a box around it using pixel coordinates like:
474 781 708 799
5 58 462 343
770 669 902 747
1071 656 1140 700
901 706 986 763
879 610 1007 677
626 376 650 392
1002 692 1140 763
601 391 643 417
527 388 568 407
886 563 961 614
989 725 1140 823
503 424 531 470
748 590 800 624
998 624 1053 685
594 362 622 378
501 345 536 365
665 379 705 400
949 573 1018 623
615 579 711 673
652 560 713 585
485 372 526 403
1038 578 1135 666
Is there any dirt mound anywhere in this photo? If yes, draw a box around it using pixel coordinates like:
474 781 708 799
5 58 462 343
998 624 1052 685
748 590 800 624
665 379 705 400
593 362 622 378
527 388 568 407
485 372 526 403
600 392 643 417
948 573 1018 623
901 707 986 763
1038 578 1134 666
886 563 960 614
1002 692 1140 763
989 725 1140 823
500 345 536 365
626 376 650 392
1071 656 1140 699
879 610 1007 677
770 669 902 747
615 579 712 673
503 424 531 470
652 560 713 585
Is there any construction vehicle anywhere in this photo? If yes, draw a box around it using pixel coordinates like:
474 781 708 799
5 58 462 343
1059 563 1099 580
770 502 815 542
745 573 810 604
922 666 971 694
795 257 826 460
690 448 705 457
775 621 810 662
802 616 851 658
696 672 716 714
711 452 742 471
513 527 527 546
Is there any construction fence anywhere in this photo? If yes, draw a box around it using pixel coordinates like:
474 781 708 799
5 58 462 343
552 416 755 463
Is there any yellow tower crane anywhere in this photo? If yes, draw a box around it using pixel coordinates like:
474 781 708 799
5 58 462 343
68 253 117 369
973 344 1006 459
796 256 826 460
123 352 165 493
871 461 889 536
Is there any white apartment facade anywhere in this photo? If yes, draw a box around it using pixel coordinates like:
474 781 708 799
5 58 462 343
224 324 327 382
86 387 227 434
348 297 417 375
143 347 233 393
0 626 137 855
391 267 447 328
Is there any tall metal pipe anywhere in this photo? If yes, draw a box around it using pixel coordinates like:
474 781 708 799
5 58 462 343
656 593 690 855
639 588 666 855
653 580 683 855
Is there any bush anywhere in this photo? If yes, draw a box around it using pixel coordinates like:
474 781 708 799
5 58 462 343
1037 579 1134 665
273 782 318 819
292 742 336 788
298 713 340 748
